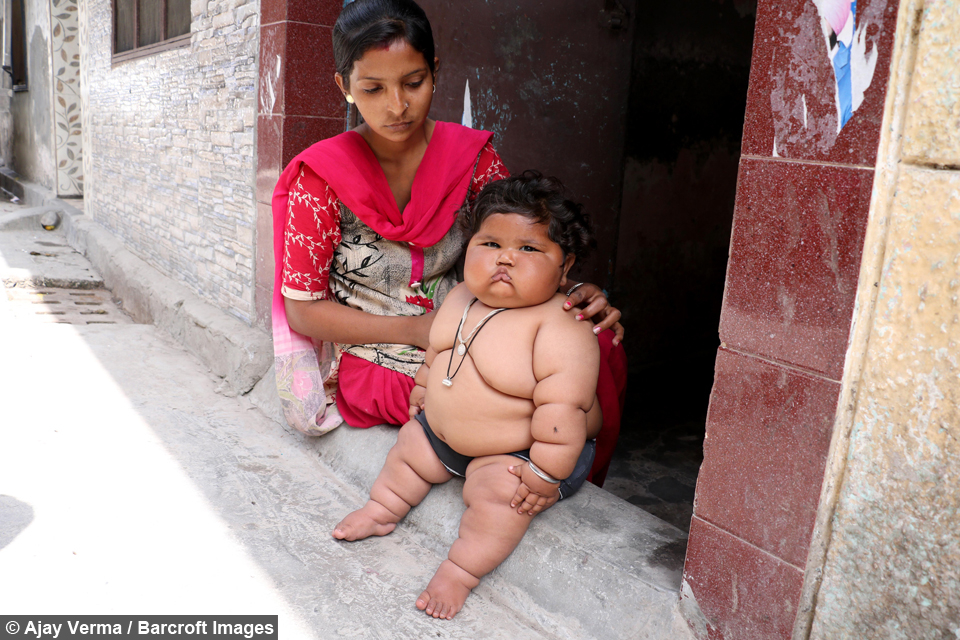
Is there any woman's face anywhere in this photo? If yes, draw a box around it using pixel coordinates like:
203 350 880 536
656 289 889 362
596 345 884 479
338 39 435 144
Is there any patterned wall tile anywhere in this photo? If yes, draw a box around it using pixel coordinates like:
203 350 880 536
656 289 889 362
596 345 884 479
51 0 83 196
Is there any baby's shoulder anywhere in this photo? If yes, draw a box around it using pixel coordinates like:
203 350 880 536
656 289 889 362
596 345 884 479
432 282 475 329
437 282 473 313
529 294 592 328
531 296 599 348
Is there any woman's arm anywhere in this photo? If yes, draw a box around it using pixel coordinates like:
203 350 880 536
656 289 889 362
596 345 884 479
285 297 434 350
282 163 435 350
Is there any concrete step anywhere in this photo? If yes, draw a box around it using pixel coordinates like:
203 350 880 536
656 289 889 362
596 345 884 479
299 422 694 639
0 207 104 289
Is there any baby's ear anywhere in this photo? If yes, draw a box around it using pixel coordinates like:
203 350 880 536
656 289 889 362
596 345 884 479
559 253 575 286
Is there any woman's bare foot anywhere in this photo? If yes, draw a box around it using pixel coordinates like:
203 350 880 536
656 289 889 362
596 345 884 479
415 559 480 620
332 501 397 541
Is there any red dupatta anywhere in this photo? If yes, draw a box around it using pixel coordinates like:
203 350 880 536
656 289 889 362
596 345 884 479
270 122 493 436
272 121 493 248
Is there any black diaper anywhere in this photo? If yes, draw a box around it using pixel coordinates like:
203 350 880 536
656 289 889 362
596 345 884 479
414 411 596 500
415 411 474 477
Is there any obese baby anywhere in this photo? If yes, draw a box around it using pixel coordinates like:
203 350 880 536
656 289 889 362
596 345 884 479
332 171 603 620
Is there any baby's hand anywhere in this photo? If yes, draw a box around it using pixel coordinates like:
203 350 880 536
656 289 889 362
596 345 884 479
408 384 426 418
508 464 560 516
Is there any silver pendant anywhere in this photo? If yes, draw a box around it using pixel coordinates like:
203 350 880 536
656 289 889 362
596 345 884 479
442 378 453 387
457 344 466 356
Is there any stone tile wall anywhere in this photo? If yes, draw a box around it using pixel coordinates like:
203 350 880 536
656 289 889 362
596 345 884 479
254 0 344 330
52 0 82 196
680 0 901 638
809 1 960 637
79 0 260 324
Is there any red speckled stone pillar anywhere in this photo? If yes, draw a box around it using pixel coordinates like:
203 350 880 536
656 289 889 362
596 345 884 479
681 0 900 638
254 0 346 330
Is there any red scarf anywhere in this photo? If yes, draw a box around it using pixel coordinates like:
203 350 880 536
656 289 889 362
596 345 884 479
272 121 493 249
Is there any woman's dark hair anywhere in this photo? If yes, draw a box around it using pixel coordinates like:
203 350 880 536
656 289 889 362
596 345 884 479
469 171 595 261
333 0 436 86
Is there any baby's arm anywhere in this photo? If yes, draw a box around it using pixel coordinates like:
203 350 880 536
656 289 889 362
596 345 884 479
512 316 600 514
409 346 436 417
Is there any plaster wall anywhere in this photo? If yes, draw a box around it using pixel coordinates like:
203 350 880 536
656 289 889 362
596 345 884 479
809 1 960 637
11 0 55 188
80 0 260 324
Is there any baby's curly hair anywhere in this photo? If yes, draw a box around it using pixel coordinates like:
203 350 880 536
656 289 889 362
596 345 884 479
469 171 595 261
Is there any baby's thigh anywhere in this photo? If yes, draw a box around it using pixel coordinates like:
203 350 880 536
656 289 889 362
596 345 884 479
392 419 452 484
463 455 522 504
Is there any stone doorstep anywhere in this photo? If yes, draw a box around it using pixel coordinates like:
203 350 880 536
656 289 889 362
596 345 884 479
0 225 105 290
307 423 693 640
27 181 694 640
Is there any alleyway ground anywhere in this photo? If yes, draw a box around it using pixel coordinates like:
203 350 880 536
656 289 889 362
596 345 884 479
0 195 696 639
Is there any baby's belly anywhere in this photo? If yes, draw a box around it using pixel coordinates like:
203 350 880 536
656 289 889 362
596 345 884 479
425 354 535 457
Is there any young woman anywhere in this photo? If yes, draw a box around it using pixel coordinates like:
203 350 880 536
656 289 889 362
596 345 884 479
271 0 626 487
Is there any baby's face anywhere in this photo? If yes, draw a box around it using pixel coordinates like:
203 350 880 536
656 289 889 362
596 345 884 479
464 213 574 308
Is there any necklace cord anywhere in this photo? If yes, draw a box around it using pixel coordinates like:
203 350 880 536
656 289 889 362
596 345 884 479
444 301 506 385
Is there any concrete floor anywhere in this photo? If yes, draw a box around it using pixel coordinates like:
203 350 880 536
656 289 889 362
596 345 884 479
606 412 704 533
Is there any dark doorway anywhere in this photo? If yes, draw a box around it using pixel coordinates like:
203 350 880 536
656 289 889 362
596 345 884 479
605 0 757 531
6 0 28 90
426 0 758 533
422 0 635 290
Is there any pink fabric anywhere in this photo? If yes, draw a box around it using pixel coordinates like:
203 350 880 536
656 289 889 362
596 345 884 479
280 141 507 301
273 122 493 249
409 244 425 287
336 353 417 428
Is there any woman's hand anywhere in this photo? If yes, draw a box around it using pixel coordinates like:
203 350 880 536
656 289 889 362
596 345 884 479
562 282 624 345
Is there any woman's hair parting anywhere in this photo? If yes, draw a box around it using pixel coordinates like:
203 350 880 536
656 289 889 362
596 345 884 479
333 0 435 85
470 171 595 261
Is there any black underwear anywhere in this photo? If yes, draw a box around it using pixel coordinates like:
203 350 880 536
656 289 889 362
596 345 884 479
414 411 595 499
415 411 526 477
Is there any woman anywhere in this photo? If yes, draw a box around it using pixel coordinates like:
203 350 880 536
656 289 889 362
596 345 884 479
271 0 626 487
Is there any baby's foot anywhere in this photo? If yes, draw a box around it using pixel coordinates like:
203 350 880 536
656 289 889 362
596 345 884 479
415 560 480 620
332 501 397 541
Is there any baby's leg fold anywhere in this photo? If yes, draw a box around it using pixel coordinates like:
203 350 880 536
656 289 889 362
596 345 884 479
333 419 452 541
417 456 532 619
